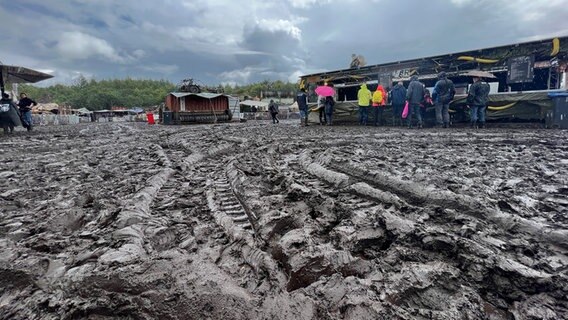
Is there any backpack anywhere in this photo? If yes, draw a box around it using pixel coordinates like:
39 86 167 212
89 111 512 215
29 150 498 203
438 79 455 103
372 90 383 104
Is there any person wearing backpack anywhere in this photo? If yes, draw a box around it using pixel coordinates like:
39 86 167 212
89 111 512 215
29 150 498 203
372 84 387 126
432 72 455 128
467 76 491 128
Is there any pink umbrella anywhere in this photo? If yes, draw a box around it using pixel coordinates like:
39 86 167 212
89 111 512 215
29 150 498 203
315 85 335 97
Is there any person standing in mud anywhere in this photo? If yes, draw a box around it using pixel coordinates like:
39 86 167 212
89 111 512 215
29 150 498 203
324 95 335 125
467 76 490 129
432 72 456 128
390 81 407 126
268 99 279 124
0 93 21 134
405 75 425 128
357 83 372 125
17 92 37 131
296 88 309 126
317 94 327 125
372 84 387 126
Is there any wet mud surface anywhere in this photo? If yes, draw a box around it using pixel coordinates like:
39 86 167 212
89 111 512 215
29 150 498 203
1 121 567 319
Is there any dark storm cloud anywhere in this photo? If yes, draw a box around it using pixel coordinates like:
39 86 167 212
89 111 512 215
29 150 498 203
0 0 566 86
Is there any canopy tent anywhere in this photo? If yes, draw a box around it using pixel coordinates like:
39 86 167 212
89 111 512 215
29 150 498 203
73 108 93 114
127 107 145 114
0 64 54 95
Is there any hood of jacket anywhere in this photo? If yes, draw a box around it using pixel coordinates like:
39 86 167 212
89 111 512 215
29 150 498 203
357 83 372 106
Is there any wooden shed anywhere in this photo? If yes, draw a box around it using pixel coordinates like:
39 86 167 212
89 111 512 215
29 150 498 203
164 92 233 124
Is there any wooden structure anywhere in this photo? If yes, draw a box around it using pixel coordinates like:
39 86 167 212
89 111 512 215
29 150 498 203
299 36 568 124
164 92 232 124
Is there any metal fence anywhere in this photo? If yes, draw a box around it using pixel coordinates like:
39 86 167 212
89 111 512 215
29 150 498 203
32 114 81 126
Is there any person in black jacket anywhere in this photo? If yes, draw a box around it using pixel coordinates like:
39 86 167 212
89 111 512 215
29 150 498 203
296 88 309 126
268 100 279 124
406 75 425 128
432 72 455 128
390 81 407 126
467 76 490 128
18 92 37 131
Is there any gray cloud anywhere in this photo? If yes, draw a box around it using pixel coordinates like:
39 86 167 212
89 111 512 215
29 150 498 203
0 0 566 86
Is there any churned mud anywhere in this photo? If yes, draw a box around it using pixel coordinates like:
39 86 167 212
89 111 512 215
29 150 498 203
1 121 567 319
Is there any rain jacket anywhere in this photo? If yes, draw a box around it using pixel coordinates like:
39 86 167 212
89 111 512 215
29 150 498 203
406 75 425 105
357 84 372 106
433 73 456 104
372 85 387 107
390 83 407 105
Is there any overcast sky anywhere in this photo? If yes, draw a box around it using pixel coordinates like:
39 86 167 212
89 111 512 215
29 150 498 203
1 0 567 86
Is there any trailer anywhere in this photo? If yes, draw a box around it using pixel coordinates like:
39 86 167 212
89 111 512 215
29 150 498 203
164 92 233 124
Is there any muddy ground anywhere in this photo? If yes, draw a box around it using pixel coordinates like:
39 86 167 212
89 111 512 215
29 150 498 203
1 121 567 319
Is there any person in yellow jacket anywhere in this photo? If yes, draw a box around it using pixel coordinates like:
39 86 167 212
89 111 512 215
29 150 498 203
372 84 387 126
357 83 372 125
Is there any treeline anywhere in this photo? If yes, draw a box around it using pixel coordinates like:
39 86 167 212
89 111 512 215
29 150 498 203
17 77 299 110
18 76 176 111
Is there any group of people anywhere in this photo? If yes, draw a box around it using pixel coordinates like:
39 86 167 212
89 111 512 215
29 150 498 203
0 92 37 134
296 72 491 128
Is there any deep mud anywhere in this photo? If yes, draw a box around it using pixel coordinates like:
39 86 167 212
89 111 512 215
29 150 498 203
1 121 567 319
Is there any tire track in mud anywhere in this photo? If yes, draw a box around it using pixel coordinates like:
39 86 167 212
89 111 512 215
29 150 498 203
3 123 568 319
290 144 568 318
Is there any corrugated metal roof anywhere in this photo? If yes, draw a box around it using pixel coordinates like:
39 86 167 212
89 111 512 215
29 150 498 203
170 92 229 99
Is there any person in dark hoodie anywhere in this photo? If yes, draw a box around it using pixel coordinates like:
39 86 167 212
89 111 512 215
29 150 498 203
18 92 37 131
405 75 425 128
296 88 309 126
432 72 456 128
390 81 407 126
268 99 279 124
0 93 22 134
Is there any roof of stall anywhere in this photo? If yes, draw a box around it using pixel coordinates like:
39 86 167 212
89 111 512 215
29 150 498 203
169 92 230 99
300 36 568 84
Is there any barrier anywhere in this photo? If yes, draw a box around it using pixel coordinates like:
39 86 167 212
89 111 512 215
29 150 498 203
32 114 80 126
